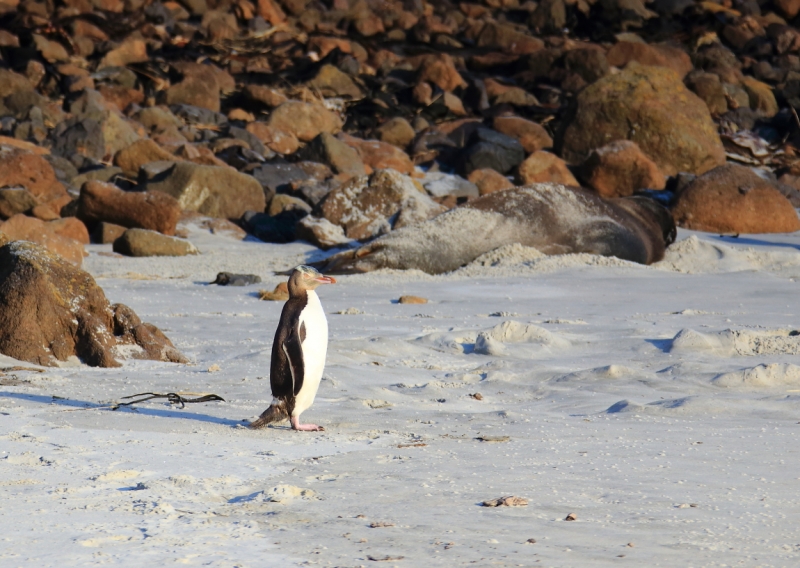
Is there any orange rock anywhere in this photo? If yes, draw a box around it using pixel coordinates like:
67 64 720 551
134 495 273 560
0 214 85 265
257 0 286 24
517 152 579 186
673 164 800 234
606 42 693 78
0 136 48 155
114 139 178 178
580 140 666 198
339 133 415 175
78 180 181 235
50 217 90 244
492 116 553 154
415 53 466 92
246 122 300 154
0 146 68 204
468 169 514 195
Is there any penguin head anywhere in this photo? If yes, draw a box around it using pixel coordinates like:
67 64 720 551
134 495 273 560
289 265 337 294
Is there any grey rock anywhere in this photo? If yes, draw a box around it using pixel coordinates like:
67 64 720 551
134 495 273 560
422 171 480 198
211 272 262 286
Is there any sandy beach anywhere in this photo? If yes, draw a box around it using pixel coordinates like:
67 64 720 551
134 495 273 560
2 226 800 567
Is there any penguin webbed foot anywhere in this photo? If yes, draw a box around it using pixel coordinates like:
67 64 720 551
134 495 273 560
248 403 289 429
290 416 324 431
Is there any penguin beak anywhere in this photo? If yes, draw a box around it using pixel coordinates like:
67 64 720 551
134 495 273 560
315 275 337 284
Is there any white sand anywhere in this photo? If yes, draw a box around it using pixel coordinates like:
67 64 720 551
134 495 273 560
2 227 800 566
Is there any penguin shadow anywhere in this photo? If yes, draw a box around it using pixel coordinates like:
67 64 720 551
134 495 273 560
0 391 241 427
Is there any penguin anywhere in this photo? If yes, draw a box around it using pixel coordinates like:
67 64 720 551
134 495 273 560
249 265 336 432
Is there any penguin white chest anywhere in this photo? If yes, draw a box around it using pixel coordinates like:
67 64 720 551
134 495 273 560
293 290 328 416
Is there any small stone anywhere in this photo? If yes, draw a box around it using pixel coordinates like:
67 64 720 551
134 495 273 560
416 53 466 92
113 228 198 257
517 151 579 186
307 64 363 98
207 364 221 372
492 116 553 154
470 393 483 400
565 513 577 521
300 133 365 178
369 522 395 528
398 295 427 304
259 282 289 301
481 496 527 507
376 117 415 149
526 538 537 544
228 109 255 122
267 101 343 143
467 169 514 195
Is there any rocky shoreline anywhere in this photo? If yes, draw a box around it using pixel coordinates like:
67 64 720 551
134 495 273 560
1 0 800 263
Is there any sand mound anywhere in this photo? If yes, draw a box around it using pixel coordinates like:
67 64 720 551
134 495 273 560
605 395 727 415
416 320 570 356
554 364 637 383
713 363 800 388
670 328 800 356
656 235 800 276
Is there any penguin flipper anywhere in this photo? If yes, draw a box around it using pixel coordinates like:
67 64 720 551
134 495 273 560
282 326 305 397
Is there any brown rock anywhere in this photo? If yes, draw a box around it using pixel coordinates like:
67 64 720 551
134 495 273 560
0 240 186 367
0 187 37 218
673 164 800 234
412 82 434 106
97 84 144 112
476 22 544 55
307 64 363 98
685 72 728 116
376 117 415 149
78 180 181 235
32 34 69 63
317 169 445 240
113 228 198 257
257 0 286 24
517 152 579 186
295 215 353 249
558 63 725 176
0 214 85 266
114 139 177 178
246 122 300 154
467 169 514 195
0 146 68 204
32 194 73 221
93 221 127 244
301 133 366 178
580 140 666 198
165 64 221 112
0 135 48 155
353 11 384 36
776 0 800 18
492 116 553 154
606 42 693 78
398 295 427 304
228 109 255 122
416 53 466 92
0 69 32 99
197 217 248 240
267 194 311 217
339 134 415 175
243 85 288 108
145 162 266 219
267 101 343 142
741 77 779 117
98 39 148 69
49 217 90 244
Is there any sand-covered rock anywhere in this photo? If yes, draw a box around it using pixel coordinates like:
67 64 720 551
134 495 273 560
672 164 800 234
0 240 186 367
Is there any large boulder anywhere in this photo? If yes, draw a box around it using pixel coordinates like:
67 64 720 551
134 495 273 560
77 181 181 235
0 214 85 265
0 240 187 367
557 63 725 176
316 169 446 241
145 162 266 219
0 145 69 205
672 164 800 234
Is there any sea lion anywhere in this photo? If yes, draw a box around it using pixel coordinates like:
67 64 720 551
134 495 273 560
315 183 675 275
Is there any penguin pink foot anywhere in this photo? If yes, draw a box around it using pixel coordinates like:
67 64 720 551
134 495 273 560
291 416 324 432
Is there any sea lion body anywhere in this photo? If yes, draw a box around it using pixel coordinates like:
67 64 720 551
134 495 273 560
317 184 675 275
